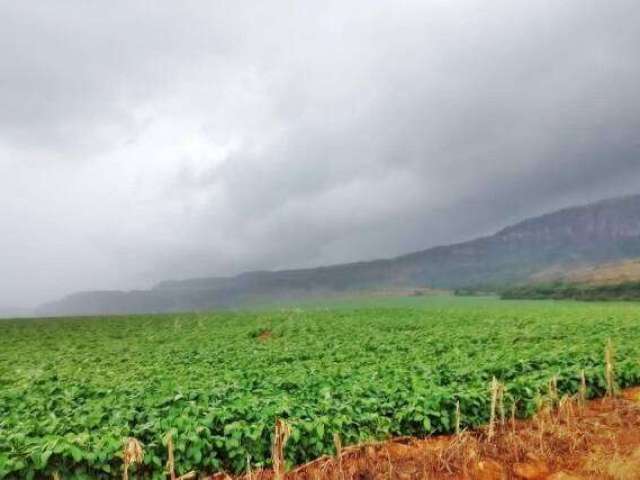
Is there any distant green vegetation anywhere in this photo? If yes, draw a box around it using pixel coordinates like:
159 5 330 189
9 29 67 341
453 287 498 297
2 297 640 478
501 281 640 301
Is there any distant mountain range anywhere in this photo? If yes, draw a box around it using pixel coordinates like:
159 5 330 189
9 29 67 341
37 194 640 316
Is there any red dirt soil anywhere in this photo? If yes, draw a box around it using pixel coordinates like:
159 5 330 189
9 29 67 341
209 388 640 480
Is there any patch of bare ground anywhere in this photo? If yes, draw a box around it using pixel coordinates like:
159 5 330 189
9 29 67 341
257 329 273 342
211 388 640 480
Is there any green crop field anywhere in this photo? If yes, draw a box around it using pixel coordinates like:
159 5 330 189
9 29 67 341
2 296 640 479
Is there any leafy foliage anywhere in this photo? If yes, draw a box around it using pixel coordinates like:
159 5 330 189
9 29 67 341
1 297 640 478
501 281 640 301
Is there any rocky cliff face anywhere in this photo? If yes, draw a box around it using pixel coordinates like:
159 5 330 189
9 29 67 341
402 194 640 287
497 196 640 244
38 194 640 316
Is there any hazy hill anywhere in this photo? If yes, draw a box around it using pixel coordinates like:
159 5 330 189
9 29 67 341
37 194 640 316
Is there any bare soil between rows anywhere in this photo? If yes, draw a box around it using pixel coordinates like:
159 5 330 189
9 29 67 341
210 388 640 480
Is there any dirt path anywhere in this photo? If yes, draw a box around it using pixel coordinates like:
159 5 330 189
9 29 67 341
213 388 640 480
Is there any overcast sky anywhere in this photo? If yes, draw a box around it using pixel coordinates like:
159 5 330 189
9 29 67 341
2 0 640 307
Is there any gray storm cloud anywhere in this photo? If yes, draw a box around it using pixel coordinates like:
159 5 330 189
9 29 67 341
1 0 640 307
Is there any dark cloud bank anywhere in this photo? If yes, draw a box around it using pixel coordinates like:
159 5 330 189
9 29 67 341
1 0 640 308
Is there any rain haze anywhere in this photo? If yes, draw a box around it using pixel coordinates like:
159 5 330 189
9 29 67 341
2 0 640 309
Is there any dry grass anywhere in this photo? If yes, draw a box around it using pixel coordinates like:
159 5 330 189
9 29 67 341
165 432 197 480
333 433 345 480
122 437 143 480
578 370 587 409
606 339 619 398
166 432 176 479
531 258 640 285
272 419 292 480
568 259 640 285
488 377 506 441
225 388 640 480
